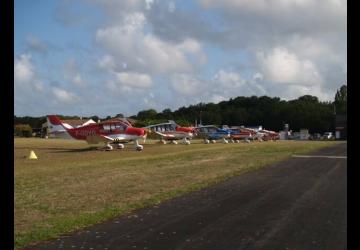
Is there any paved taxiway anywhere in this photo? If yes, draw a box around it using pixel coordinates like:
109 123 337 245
28 142 347 250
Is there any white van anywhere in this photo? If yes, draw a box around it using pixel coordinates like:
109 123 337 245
323 132 333 139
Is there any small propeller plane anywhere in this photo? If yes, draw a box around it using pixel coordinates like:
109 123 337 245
47 115 147 151
195 125 231 143
227 128 253 142
259 129 280 141
145 120 195 144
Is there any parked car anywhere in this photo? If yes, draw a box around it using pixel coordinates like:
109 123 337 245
322 132 334 139
313 133 322 140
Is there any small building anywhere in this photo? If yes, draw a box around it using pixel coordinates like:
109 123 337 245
335 114 347 140
279 131 290 140
300 129 310 140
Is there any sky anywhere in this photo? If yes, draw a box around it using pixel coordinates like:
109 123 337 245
14 0 347 117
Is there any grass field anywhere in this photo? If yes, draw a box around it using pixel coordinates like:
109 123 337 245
14 138 339 249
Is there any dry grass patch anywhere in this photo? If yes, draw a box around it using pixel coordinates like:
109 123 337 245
15 138 339 249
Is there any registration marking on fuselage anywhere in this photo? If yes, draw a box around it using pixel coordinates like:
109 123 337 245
292 155 347 159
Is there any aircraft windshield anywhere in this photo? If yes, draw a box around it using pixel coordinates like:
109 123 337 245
102 123 127 131
151 124 176 132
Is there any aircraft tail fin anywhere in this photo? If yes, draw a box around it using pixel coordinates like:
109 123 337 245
46 115 72 138
47 115 63 126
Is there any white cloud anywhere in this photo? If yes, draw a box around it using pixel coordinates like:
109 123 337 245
253 72 263 81
14 54 34 84
115 72 153 88
199 0 346 21
170 74 205 96
52 87 79 103
210 94 227 103
257 47 323 86
14 1 346 116
98 54 116 70
214 70 245 88
145 0 154 10
281 84 333 101
95 12 204 74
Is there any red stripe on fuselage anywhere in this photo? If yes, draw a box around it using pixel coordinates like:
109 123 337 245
176 127 194 133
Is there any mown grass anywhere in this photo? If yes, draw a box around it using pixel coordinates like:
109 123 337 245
14 138 340 249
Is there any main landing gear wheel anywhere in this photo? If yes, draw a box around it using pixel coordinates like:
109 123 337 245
104 143 113 151
117 143 125 149
134 140 144 151
182 138 190 145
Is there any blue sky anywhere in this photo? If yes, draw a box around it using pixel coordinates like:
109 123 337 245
14 0 347 117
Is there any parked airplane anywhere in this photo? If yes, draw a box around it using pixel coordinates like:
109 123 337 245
47 115 147 151
145 120 195 144
239 127 266 141
227 128 253 142
259 129 280 141
195 125 231 143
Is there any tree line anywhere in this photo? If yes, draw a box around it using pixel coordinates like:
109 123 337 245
14 85 347 135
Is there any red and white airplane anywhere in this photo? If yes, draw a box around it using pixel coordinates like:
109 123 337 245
47 115 147 151
227 128 253 142
240 127 279 141
259 129 280 141
145 120 195 144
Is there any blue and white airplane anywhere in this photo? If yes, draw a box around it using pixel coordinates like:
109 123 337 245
195 125 231 143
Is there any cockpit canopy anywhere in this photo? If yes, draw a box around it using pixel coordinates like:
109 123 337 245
100 121 129 131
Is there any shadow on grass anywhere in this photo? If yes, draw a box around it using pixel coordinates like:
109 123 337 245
48 147 101 153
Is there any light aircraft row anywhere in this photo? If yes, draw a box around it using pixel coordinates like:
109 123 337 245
46 115 279 151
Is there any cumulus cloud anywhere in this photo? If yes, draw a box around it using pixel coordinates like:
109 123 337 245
170 74 205 96
115 72 153 88
14 0 346 116
52 87 79 104
95 12 205 74
257 47 323 86
97 54 116 70
145 0 154 10
214 70 245 88
14 54 34 84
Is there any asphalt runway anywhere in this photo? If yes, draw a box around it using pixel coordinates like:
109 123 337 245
27 142 347 250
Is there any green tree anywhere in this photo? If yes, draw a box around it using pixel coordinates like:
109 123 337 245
14 124 33 137
90 116 100 122
334 84 347 114
137 109 158 120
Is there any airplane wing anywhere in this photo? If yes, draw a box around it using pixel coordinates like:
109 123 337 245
154 131 175 138
85 134 126 144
